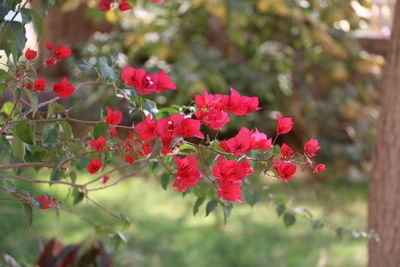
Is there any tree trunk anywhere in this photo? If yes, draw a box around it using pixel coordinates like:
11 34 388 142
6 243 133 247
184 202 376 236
368 1 400 266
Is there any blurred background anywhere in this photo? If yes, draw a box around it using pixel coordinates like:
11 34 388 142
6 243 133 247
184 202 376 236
0 0 396 266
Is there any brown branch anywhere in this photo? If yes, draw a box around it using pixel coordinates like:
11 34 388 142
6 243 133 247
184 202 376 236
0 174 84 189
0 162 67 171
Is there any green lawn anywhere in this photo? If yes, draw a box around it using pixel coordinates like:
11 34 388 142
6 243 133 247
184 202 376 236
0 171 367 267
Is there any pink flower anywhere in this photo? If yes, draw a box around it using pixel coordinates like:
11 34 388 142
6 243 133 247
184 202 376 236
107 127 118 137
99 0 111 11
105 107 122 125
53 77 75 98
125 154 135 164
212 156 253 183
25 48 37 60
89 136 107 152
134 115 157 141
25 83 32 90
182 118 204 139
313 164 326 173
273 163 297 181
197 109 230 130
88 159 102 174
276 114 293 135
219 127 252 155
227 88 261 115
45 57 56 66
304 139 320 158
173 156 202 192
280 143 294 159
217 183 243 202
250 129 272 150
156 114 184 138
119 0 132 11
46 42 54 51
195 89 229 111
34 78 46 91
37 195 57 209
102 175 110 184
54 44 71 61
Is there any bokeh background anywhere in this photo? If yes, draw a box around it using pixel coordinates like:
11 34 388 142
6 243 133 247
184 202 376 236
0 0 395 266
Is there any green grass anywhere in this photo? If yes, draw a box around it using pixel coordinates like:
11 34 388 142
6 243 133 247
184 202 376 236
0 171 367 267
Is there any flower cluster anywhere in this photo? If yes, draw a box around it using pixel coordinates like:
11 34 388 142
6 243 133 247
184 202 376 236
99 0 165 12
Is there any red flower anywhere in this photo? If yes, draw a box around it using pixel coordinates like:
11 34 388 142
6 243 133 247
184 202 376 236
220 127 252 156
273 162 297 181
173 156 202 192
25 48 37 60
152 0 164 2
304 139 320 158
25 83 32 90
34 78 46 91
119 0 132 11
14 72 22 78
212 156 253 183
88 159 102 174
125 154 135 164
182 118 204 139
161 137 174 155
227 88 261 115
99 0 111 11
102 175 110 184
276 114 293 135
313 164 326 173
195 89 229 111
134 115 157 141
54 44 71 61
250 129 272 150
37 195 57 209
105 107 122 125
280 143 294 159
217 182 243 203
53 77 75 98
45 57 56 66
197 109 230 130
46 42 54 51
107 127 118 137
89 136 107 152
156 114 184 138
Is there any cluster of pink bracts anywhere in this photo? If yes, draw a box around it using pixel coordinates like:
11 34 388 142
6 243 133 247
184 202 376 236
99 0 165 12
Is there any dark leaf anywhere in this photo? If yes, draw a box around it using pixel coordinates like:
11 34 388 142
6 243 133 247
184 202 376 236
205 199 218 216
283 213 296 227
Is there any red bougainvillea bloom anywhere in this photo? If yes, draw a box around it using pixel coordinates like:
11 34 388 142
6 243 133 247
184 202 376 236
173 156 202 192
121 66 176 94
157 114 184 138
25 48 37 60
37 195 57 209
125 154 135 164
220 127 252 155
273 162 297 181
160 137 174 155
53 77 75 98
227 88 261 115
99 0 111 11
280 143 294 159
102 175 110 184
34 78 46 91
54 44 71 61
123 132 153 157
45 57 56 67
89 136 107 152
213 156 253 183
119 0 132 11
25 83 32 90
182 118 204 139
217 182 243 202
134 115 157 141
107 127 118 137
196 109 230 130
304 139 320 158
105 107 122 125
88 159 102 174
46 42 54 51
276 114 293 135
250 129 272 150
195 89 229 111
313 164 326 173
152 0 165 2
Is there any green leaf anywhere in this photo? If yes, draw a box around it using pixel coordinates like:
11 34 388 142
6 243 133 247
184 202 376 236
40 0 56 15
9 22 26 57
50 170 64 181
22 203 33 227
275 203 285 217
98 56 116 80
26 91 38 116
313 220 324 230
205 199 218 216
1 102 14 115
5 181 16 193
59 121 73 140
0 2 8 20
336 227 346 239
283 213 296 228
16 119 34 144
42 124 57 149
47 102 65 118
143 99 158 117
77 60 92 71
20 8 32 24
31 9 44 36
243 187 261 206
223 206 231 222
161 173 170 190
72 190 84 205
11 135 25 160
93 122 108 139
193 197 205 216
